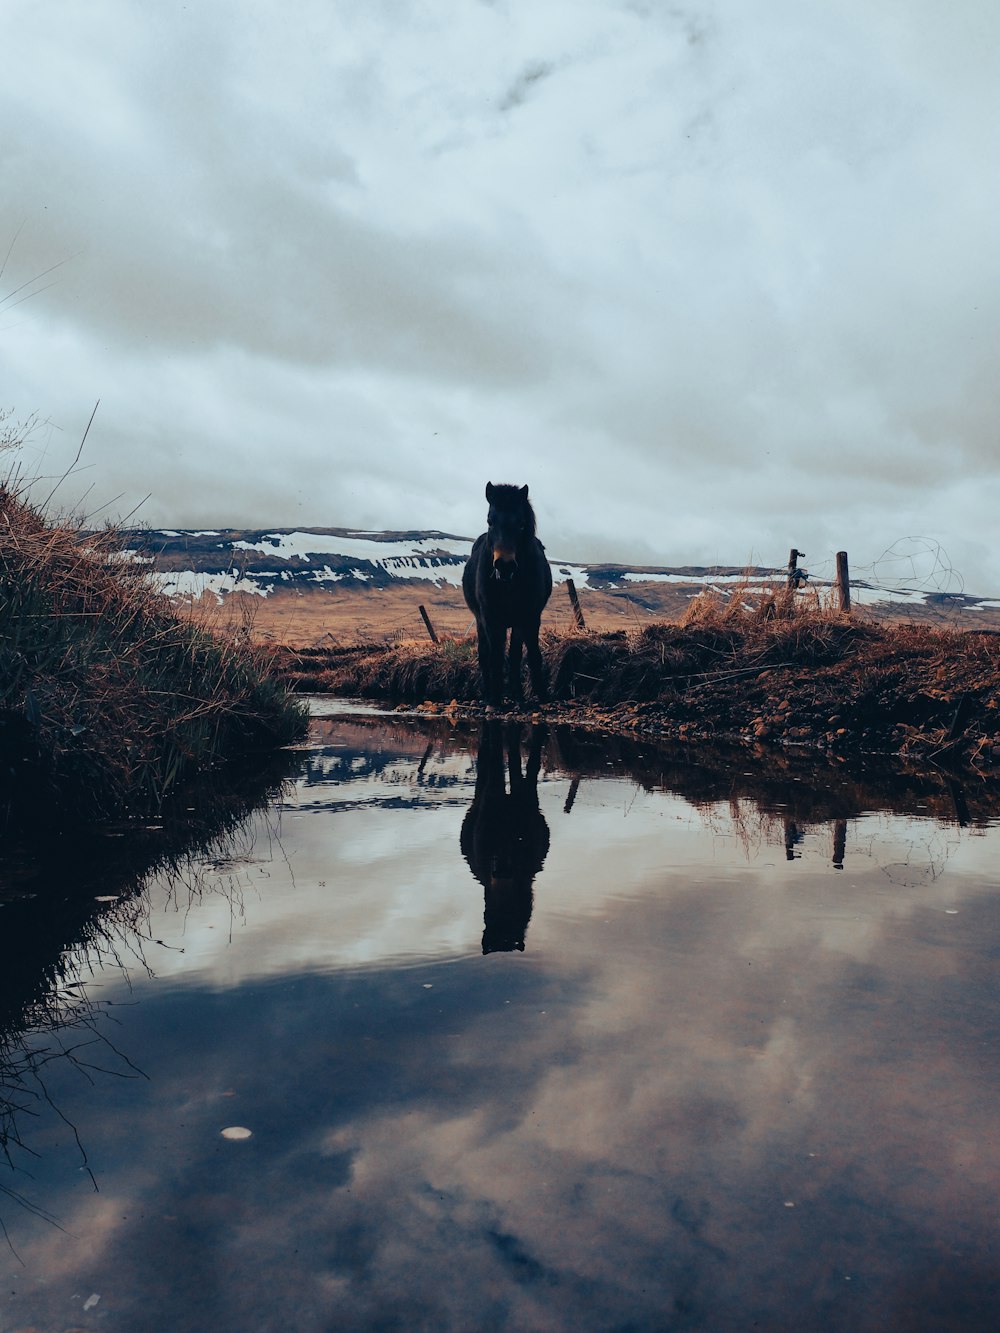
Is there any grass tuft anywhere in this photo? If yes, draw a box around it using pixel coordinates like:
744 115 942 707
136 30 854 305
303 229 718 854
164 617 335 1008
0 484 308 828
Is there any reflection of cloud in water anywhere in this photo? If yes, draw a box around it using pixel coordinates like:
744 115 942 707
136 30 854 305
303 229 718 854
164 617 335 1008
133 772 988 991
15 879 1000 1329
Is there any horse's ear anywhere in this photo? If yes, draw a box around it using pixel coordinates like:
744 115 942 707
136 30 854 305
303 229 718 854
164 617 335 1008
485 482 495 501
519 484 528 498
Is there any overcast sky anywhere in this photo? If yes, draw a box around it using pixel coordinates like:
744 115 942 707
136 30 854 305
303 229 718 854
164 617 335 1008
3 0 998 589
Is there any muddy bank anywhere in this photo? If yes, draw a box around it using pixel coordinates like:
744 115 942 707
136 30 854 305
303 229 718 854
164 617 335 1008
272 616 1000 770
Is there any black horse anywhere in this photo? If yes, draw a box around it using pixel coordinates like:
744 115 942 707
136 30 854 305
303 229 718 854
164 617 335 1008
460 722 550 954
462 483 553 707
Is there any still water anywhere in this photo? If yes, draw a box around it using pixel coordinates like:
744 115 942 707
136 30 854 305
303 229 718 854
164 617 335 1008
2 702 1000 1331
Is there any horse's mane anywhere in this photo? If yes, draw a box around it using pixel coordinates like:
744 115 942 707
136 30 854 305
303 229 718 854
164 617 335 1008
489 483 537 538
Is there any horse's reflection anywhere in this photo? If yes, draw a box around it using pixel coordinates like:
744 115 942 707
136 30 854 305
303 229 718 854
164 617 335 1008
461 722 550 954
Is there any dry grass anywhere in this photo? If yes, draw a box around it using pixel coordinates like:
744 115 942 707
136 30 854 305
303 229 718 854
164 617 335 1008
0 485 307 828
274 633 480 700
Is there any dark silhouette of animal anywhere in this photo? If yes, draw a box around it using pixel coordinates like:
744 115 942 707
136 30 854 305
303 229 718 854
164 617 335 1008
462 483 552 707
460 722 550 953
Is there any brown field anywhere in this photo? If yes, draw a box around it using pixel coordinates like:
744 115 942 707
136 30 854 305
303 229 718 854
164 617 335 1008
226 581 693 646
207 579 996 649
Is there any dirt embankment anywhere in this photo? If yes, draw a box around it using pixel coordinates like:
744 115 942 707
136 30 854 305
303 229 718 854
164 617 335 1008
270 609 1000 769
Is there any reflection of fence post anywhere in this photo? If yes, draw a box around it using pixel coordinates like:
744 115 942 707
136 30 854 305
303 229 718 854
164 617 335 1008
835 551 851 612
832 819 847 869
947 778 970 828
566 579 586 630
418 604 439 643
784 818 800 861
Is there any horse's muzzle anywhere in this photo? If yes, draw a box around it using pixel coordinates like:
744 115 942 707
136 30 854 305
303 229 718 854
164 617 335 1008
492 556 518 582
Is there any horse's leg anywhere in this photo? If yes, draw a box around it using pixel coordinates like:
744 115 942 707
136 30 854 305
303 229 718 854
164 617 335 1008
524 619 549 702
508 627 524 702
506 722 524 792
476 620 495 705
485 620 506 707
525 722 545 786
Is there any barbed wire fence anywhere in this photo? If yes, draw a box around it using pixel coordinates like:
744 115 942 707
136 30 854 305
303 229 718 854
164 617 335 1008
799 537 969 620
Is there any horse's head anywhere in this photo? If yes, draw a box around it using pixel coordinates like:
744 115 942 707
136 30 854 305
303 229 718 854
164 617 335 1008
486 482 533 582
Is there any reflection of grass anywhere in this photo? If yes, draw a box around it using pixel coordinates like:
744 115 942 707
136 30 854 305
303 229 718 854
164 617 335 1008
0 972 119 1249
0 742 299 1247
0 484 308 829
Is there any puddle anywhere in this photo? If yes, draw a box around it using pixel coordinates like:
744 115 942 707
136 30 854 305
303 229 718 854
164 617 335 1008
2 704 1000 1330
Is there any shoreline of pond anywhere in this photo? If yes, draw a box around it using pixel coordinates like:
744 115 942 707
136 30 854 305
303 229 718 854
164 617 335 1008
271 614 1000 775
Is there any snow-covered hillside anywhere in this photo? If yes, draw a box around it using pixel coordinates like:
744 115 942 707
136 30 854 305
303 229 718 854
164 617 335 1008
120 527 989 615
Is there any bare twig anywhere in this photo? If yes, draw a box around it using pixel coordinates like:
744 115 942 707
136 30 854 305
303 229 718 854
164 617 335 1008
39 399 100 510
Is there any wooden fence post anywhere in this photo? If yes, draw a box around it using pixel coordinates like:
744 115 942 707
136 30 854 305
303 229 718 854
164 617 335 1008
566 579 586 630
787 548 805 589
835 551 851 612
418 604 439 643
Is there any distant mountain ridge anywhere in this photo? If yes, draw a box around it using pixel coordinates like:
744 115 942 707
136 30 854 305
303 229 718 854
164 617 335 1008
121 526 785 599
120 527 997 617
